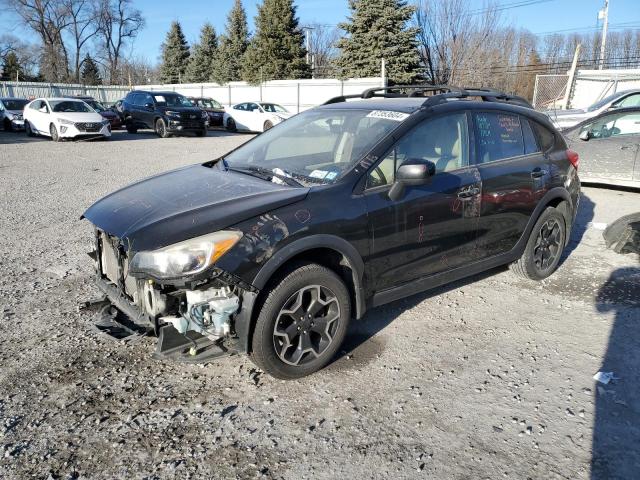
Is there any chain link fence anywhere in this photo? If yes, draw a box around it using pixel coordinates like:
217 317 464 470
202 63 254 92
532 74 569 110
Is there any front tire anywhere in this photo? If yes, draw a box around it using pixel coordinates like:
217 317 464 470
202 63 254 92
50 123 60 142
511 207 566 280
155 118 169 138
226 117 237 132
250 263 351 379
263 120 273 132
125 123 137 134
25 121 35 137
195 127 207 137
4 119 13 132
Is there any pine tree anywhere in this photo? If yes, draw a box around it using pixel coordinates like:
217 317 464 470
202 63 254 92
160 21 190 83
185 23 218 82
242 0 310 83
1 52 23 81
336 0 421 83
213 0 249 84
81 54 102 85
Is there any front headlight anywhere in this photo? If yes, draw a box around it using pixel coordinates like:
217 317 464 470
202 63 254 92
166 110 181 118
129 231 243 279
5 113 15 120
57 118 75 125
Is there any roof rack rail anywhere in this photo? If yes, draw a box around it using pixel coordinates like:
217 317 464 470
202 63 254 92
322 84 533 109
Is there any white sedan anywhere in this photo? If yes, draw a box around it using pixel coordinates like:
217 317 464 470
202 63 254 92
223 102 292 133
23 97 111 141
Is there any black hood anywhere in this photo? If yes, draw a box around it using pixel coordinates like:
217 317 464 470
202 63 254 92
83 164 309 252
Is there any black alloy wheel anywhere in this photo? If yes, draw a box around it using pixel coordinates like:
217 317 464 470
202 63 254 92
273 285 341 366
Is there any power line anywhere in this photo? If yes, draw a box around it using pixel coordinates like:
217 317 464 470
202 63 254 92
469 0 554 15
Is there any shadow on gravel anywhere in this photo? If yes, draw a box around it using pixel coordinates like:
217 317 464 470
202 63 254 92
329 267 504 370
560 192 595 264
0 131 47 144
105 129 249 141
592 257 640 479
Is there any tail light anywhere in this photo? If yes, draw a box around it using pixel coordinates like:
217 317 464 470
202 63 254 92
566 149 579 170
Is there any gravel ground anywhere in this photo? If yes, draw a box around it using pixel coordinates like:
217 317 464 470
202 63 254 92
0 129 639 480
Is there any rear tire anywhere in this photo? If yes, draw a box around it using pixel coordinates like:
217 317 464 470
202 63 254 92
510 207 566 281
50 123 60 142
250 262 351 380
155 118 169 138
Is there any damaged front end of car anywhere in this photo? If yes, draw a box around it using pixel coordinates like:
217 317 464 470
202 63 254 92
87 228 257 362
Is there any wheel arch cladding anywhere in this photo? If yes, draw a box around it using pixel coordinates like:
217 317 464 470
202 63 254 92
544 194 573 246
238 235 366 353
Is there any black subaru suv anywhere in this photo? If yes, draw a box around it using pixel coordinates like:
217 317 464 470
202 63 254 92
122 90 207 137
83 86 580 379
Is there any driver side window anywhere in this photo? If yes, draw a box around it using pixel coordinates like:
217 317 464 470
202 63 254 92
367 113 469 188
615 93 640 108
580 112 640 139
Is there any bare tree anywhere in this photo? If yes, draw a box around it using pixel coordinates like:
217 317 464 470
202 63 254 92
414 0 501 85
95 0 144 84
304 23 340 78
62 0 101 82
1 0 72 80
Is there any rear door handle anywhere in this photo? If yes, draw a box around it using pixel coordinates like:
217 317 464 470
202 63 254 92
531 168 548 178
457 187 480 199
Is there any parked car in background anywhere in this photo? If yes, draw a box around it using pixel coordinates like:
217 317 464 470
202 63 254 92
83 85 579 379
69 96 122 130
109 99 125 123
122 90 207 137
189 97 226 127
563 106 640 188
0 97 28 131
224 101 292 132
23 98 111 141
547 89 640 129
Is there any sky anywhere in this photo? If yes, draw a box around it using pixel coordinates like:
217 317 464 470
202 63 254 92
1 0 640 65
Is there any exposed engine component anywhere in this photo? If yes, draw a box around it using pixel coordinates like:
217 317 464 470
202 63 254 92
161 286 239 340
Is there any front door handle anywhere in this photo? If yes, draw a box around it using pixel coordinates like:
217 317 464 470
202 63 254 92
620 144 636 150
531 168 548 178
457 187 480 199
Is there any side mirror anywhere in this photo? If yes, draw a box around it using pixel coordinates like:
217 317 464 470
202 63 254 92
579 130 591 141
388 159 435 201
144 102 154 110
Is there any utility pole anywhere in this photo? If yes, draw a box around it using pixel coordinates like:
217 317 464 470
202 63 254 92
598 0 609 70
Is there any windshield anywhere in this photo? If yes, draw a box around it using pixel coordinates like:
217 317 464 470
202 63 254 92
154 94 193 107
3 99 28 111
586 91 627 112
261 103 288 113
50 100 94 113
85 100 105 112
196 98 223 109
224 108 405 185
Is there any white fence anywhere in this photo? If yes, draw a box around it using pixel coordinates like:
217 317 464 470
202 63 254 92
137 77 385 113
0 81 130 103
533 68 640 110
569 69 640 109
0 77 385 112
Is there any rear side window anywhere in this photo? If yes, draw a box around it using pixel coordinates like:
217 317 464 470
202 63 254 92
474 112 524 163
530 121 555 152
522 119 540 154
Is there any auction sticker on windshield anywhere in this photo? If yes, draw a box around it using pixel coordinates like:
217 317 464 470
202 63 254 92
154 96 166 102
366 110 410 122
